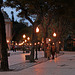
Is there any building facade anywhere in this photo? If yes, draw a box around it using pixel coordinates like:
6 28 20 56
2 10 13 49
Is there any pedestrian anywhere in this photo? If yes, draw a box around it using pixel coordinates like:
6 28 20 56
55 47 57 58
51 44 56 59
12 45 15 52
14 45 17 52
46 44 51 60
38 44 40 51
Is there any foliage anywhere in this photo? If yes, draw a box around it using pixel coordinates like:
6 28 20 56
12 21 32 42
3 0 75 60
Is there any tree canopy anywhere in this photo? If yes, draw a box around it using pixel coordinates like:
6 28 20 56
4 0 75 39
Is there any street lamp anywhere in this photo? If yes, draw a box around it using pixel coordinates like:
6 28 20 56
23 34 26 39
53 32 56 37
35 26 39 60
23 34 26 53
27 37 30 41
25 39 27 43
59 41 61 44
59 41 61 51
7 40 10 50
53 32 57 52
49 38 51 47
49 38 51 42
36 27 39 33
7 40 9 43
27 37 30 51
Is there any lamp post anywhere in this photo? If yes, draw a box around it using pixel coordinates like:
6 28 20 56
59 41 61 51
35 27 39 60
53 32 57 51
49 38 51 47
23 34 26 53
27 37 30 51
7 40 10 50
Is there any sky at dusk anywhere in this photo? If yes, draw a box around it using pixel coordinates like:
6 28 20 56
2 7 21 21
2 0 32 26
2 0 36 26
2 7 32 26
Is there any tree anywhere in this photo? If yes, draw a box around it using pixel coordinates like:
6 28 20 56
12 22 33 43
4 0 75 59
12 21 27 42
0 0 9 71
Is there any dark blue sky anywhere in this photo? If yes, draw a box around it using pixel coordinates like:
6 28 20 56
2 0 35 26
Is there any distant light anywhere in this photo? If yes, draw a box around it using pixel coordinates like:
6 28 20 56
12 41 14 42
34 43 37 45
49 39 51 42
23 34 26 38
38 42 40 44
30 43 32 45
23 41 24 44
27 37 30 41
25 40 27 43
7 40 9 43
15 43 17 45
36 27 39 33
53 43 54 45
53 32 56 37
59 41 61 44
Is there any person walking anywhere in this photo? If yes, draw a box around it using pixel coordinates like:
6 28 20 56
14 45 17 52
46 44 51 60
12 45 15 52
51 44 56 59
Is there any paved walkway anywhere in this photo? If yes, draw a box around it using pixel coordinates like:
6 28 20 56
0 51 75 75
0 50 46 69
8 50 44 66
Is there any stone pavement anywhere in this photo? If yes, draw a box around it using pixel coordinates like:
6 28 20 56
8 50 45 66
0 50 46 69
0 51 75 75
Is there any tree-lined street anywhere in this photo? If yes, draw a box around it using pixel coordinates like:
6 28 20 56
0 0 75 73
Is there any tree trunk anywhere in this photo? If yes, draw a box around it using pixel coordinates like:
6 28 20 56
29 24 35 62
0 11 9 71
44 27 48 58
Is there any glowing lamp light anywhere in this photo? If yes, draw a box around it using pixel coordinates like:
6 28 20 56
15 43 17 45
23 34 26 39
49 39 51 42
53 42 55 45
27 37 30 41
59 41 61 44
53 32 56 37
34 43 37 45
7 40 9 43
23 41 24 44
38 42 40 44
25 40 27 43
30 43 32 45
36 27 39 33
